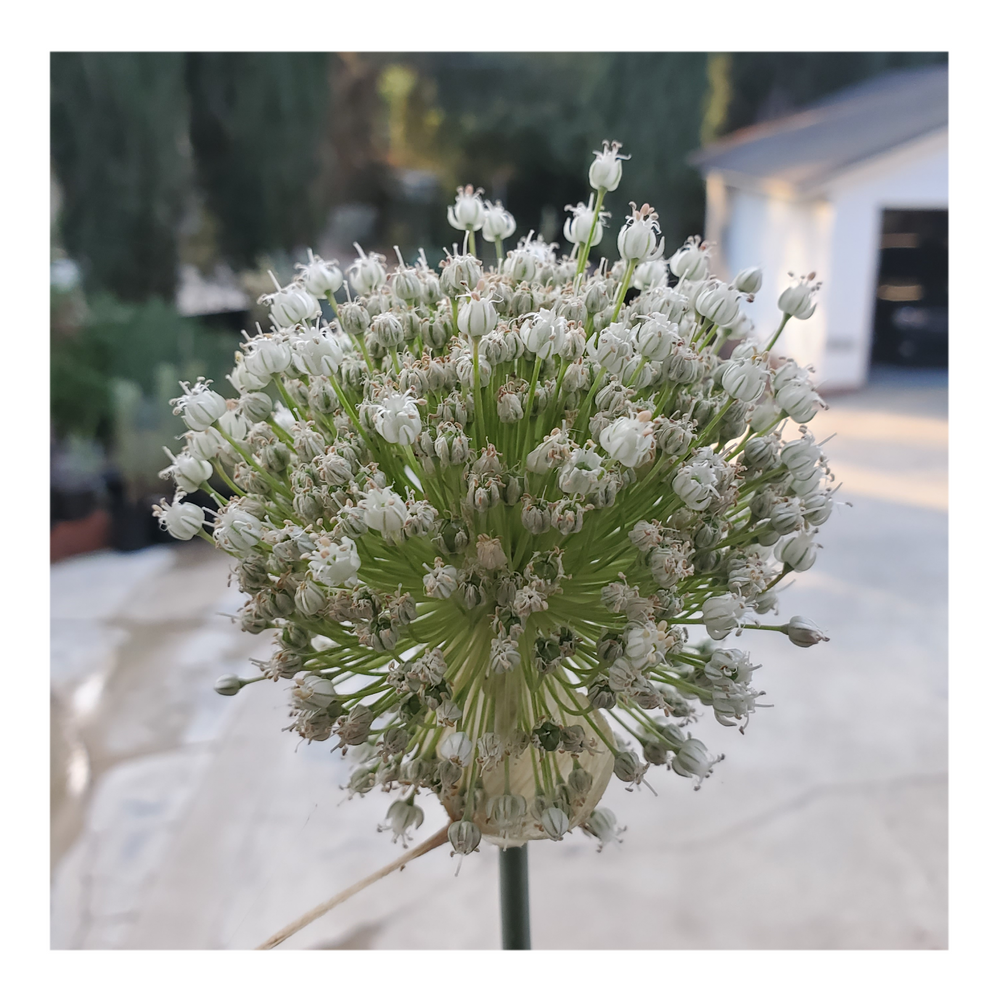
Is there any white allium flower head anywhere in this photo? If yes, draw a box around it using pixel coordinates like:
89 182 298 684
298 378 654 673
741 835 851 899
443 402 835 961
157 142 836 851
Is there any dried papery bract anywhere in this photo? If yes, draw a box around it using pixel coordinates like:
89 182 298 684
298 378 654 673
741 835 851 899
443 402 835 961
157 141 837 851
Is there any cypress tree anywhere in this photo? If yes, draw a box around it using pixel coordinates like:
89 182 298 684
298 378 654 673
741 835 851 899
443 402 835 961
50 53 188 301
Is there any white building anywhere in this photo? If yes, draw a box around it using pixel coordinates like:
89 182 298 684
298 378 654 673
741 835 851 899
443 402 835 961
690 66 947 389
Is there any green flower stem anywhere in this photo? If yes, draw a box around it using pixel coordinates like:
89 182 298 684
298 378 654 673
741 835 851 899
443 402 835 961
610 260 637 323
766 313 792 353
218 430 293 500
494 238 505 271
468 230 477 259
575 187 606 278
499 844 531 950
472 337 486 451
275 380 304 423
518 355 545 460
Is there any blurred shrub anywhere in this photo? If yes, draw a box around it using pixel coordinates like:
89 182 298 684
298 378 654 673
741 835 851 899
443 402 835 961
51 294 238 448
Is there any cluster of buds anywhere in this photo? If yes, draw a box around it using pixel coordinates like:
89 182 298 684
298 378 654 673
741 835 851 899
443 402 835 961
156 141 835 853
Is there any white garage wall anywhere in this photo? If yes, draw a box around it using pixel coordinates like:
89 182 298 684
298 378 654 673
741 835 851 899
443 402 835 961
824 129 948 389
702 128 947 391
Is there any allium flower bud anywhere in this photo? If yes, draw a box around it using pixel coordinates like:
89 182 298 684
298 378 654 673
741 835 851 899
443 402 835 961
423 559 459 599
582 807 624 848
520 309 567 359
339 300 370 337
447 185 487 232
599 416 654 468
589 140 627 192
776 382 824 424
497 388 524 423
161 448 213 494
293 675 339 711
262 284 321 328
721 358 768 402
214 507 263 556
564 195 609 245
777 532 818 572
734 266 763 294
695 282 742 327
671 737 720 787
782 615 829 647
802 491 834 526
701 593 747 640
781 436 822 479
488 792 528 833
309 536 361 586
558 447 604 496
617 203 663 263
299 254 343 298
214 674 244 696
440 731 475 768
587 324 634 376
482 200 516 242
613 750 649 789
172 380 227 432
778 275 820 320
391 266 423 304
743 436 780 471
636 314 680 361
541 806 571 840
360 486 408 537
477 534 508 570
294 579 328 617
374 392 421 446
379 799 424 844
348 245 387 296
448 820 482 856
672 461 718 511
441 254 483 296
633 259 669 291
154 498 204 540
457 292 498 339
244 336 293 383
669 237 710 281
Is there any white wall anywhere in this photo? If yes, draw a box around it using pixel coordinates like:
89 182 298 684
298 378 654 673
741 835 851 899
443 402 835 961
704 176 832 377
823 129 947 388
702 127 948 390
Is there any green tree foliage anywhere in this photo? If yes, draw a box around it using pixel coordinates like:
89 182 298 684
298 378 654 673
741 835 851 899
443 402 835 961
184 53 332 268
50 53 188 301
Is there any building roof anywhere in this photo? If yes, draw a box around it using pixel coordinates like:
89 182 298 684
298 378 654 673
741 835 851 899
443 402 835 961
690 66 947 194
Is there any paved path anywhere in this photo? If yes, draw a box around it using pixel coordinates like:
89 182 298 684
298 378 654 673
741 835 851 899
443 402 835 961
50 367 947 949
